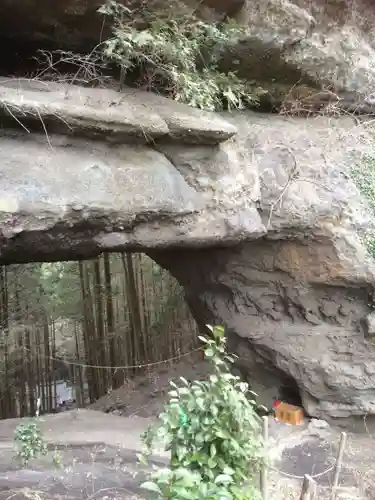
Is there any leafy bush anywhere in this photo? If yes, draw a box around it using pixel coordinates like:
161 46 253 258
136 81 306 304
14 421 48 466
139 324 265 499
98 0 266 110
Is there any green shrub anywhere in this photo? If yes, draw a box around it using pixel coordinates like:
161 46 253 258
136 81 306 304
139 324 265 499
14 421 48 466
98 0 266 110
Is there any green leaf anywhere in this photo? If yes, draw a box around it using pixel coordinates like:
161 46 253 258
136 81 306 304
197 335 209 343
137 453 148 465
173 487 196 498
140 481 163 494
179 376 190 386
223 466 235 475
215 474 234 484
178 387 190 395
213 325 225 337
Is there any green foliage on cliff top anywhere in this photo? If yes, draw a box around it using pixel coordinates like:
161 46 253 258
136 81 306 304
98 0 266 111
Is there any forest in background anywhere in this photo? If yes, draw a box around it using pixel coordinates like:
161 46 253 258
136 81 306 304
0 253 199 419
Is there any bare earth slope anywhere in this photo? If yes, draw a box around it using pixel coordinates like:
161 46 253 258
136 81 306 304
89 358 211 417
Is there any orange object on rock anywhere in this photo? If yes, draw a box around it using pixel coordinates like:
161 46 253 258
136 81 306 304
274 401 304 425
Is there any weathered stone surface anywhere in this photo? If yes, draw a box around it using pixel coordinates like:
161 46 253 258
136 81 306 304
0 132 261 262
0 83 262 263
151 109 375 420
3 0 375 114
0 86 371 265
222 0 375 112
360 310 375 338
0 410 166 500
1 81 375 419
0 79 236 144
152 238 375 419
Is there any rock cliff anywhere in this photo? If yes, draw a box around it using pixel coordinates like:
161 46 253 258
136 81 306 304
2 0 375 114
1 79 375 418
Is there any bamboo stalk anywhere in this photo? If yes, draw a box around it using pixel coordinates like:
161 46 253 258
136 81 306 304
51 321 57 410
74 321 84 407
17 331 27 417
35 328 45 413
94 257 108 395
79 261 95 403
42 310 52 413
104 253 119 389
25 328 36 416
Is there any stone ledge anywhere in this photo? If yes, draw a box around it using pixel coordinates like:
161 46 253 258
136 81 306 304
0 132 264 263
0 79 237 145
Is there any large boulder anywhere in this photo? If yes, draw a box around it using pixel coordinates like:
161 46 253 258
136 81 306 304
1 79 375 419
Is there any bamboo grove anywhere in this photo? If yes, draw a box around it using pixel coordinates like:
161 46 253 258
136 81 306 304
0 253 199 419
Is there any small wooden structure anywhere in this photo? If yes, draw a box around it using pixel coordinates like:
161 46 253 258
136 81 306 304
274 401 304 425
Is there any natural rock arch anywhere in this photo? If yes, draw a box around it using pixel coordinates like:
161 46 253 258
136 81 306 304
1 79 375 420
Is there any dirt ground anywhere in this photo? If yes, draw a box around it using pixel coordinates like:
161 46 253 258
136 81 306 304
70 356 375 499
0 358 374 499
89 355 211 418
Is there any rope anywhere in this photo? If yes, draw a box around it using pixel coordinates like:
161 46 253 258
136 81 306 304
23 345 203 370
270 462 336 480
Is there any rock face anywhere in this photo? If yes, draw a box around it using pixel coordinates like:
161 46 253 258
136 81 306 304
0 79 258 263
0 0 243 50
154 243 375 419
1 79 375 419
150 112 375 419
222 0 375 112
2 0 375 114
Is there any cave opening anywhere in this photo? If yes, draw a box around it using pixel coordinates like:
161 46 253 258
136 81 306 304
231 355 304 416
278 376 303 409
